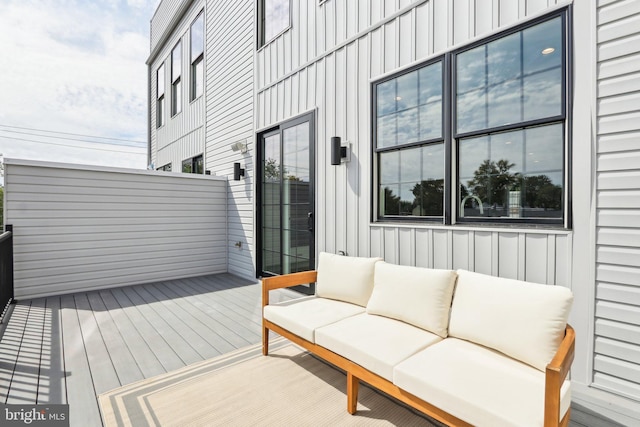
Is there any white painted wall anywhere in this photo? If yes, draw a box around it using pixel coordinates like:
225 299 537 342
4 159 228 299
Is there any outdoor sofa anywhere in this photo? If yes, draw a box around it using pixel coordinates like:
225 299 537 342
262 252 575 427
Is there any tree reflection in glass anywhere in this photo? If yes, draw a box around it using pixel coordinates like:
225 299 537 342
458 125 563 219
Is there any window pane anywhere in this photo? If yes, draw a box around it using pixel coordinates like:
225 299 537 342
419 62 442 140
156 64 164 97
182 159 192 173
376 61 443 148
191 13 204 61
456 17 563 134
194 155 204 174
172 79 182 115
157 96 164 127
172 42 181 82
458 124 563 219
264 0 289 42
192 58 204 99
379 144 444 217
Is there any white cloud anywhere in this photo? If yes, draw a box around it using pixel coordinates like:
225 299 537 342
0 0 161 170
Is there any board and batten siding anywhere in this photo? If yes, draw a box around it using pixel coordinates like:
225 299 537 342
205 0 255 279
149 0 206 171
256 0 569 268
3 159 228 300
594 0 640 403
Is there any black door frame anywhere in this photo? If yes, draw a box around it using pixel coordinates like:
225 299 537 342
256 112 316 293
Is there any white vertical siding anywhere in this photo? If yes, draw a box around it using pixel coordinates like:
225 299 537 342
205 0 255 279
594 0 640 402
4 160 227 299
256 0 568 272
149 0 206 171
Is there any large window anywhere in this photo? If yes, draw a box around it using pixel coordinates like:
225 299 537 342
190 12 204 101
171 41 182 116
374 11 567 225
156 64 165 128
182 155 203 174
258 0 290 48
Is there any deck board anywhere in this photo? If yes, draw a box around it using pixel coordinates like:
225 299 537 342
0 273 619 427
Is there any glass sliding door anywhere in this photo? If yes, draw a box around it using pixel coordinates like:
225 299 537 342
258 113 315 292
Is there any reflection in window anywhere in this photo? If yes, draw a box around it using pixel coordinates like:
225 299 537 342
156 64 165 127
456 17 562 134
372 11 567 225
375 60 444 219
191 12 204 100
456 16 565 222
171 41 182 116
182 154 203 174
259 0 290 48
459 125 563 219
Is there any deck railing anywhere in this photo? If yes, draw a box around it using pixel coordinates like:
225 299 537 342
0 224 14 324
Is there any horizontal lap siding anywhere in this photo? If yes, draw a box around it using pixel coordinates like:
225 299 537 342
205 0 255 279
4 161 228 299
594 0 640 402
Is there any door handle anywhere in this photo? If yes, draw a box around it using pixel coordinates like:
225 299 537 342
307 212 314 232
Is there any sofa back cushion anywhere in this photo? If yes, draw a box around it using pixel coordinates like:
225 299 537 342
449 269 573 371
366 262 457 337
316 252 381 306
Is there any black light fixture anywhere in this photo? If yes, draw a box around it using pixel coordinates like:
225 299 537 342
331 136 347 165
234 162 245 180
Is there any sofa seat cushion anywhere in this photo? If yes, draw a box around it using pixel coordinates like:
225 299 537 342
449 269 573 371
366 262 457 337
315 313 442 381
263 296 364 343
316 252 382 306
393 338 571 427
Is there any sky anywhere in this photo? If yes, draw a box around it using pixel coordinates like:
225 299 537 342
0 0 162 172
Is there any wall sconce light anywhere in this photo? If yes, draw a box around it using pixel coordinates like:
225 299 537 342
331 136 350 165
234 162 245 181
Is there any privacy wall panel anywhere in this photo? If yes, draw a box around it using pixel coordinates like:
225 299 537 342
4 160 227 299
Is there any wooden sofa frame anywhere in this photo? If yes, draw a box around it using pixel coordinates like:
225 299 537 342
262 270 576 427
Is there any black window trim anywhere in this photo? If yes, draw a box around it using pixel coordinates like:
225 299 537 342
371 7 571 228
190 10 205 102
257 0 292 50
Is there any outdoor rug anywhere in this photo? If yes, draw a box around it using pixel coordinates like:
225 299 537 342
99 337 441 426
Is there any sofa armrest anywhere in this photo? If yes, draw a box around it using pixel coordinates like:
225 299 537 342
544 325 575 427
262 270 318 307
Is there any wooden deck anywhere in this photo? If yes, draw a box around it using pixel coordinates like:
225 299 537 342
0 273 626 427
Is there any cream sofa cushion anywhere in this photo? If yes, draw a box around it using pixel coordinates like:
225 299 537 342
393 338 571 427
449 269 573 371
315 313 441 381
366 262 457 337
315 252 381 306
263 296 364 343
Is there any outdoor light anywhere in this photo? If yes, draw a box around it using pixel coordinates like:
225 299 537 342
331 136 349 165
230 140 248 154
541 47 555 55
234 162 245 180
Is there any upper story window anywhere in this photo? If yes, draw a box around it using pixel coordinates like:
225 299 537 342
156 64 165 128
373 11 567 226
171 41 182 116
190 12 204 101
258 0 290 48
157 163 172 172
182 154 204 174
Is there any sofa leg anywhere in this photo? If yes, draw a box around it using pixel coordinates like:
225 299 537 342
262 326 269 356
347 372 359 415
